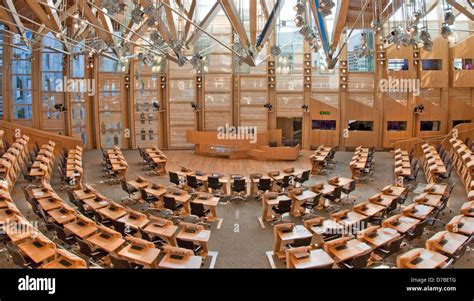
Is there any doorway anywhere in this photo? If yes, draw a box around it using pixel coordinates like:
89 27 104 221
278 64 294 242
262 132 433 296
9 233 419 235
277 117 302 147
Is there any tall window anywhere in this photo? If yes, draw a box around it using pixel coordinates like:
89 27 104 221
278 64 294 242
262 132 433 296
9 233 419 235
42 33 65 134
70 45 87 145
347 30 374 72
12 31 33 122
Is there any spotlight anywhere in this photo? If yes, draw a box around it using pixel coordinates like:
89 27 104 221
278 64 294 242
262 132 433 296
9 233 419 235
191 102 200 110
152 101 160 110
423 40 433 51
263 103 273 111
414 104 424 114
271 46 281 56
444 10 456 25
301 104 309 112
53 104 66 112
294 15 305 27
441 23 453 39
131 6 144 24
411 11 422 25
294 2 305 15
419 29 431 43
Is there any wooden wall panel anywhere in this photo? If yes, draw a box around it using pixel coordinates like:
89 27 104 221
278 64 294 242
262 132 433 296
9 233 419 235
420 38 449 88
309 94 340 147
451 35 474 87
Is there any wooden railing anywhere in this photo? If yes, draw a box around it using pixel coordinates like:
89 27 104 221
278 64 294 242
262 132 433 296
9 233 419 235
0 121 82 154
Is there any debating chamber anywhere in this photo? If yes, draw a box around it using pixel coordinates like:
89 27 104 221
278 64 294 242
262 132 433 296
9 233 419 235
0 0 473 276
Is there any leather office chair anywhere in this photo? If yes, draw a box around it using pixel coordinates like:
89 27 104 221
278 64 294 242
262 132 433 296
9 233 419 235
207 176 223 195
22 187 40 219
451 236 472 263
176 238 202 255
93 212 111 226
163 195 184 216
374 235 405 259
230 178 247 202
168 171 183 187
139 188 158 205
120 177 138 203
405 218 430 248
301 193 322 220
111 220 135 236
66 188 80 207
256 178 272 201
339 251 371 269
341 180 357 204
271 199 292 225
190 202 210 219
76 238 107 262
436 164 454 183
109 254 141 269
186 175 204 192
294 170 310 188
77 201 94 219
5 243 34 269
286 236 312 249
51 223 76 247
276 175 292 192
139 228 166 248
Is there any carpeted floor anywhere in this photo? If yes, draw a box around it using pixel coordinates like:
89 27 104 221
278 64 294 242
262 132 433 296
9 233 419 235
2 149 472 268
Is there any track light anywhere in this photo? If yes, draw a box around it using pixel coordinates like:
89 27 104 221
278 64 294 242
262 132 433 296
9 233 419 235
264 103 273 111
444 10 456 26
271 46 281 56
423 40 433 51
131 6 144 24
294 2 305 15
441 23 453 38
294 15 305 27
411 11 422 25
419 29 431 43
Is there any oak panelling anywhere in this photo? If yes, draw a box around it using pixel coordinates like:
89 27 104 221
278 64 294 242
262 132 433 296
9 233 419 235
385 43 417 80
168 79 196 149
415 88 448 138
420 38 449 88
344 94 378 147
383 91 413 148
309 94 340 147
448 88 474 130
451 35 474 88
276 93 303 118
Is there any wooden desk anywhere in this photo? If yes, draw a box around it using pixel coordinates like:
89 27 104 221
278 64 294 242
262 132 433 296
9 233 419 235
273 224 312 259
313 183 337 195
397 248 448 269
31 188 53 199
192 193 219 221
402 204 434 220
423 184 448 196
144 186 167 198
327 177 353 188
164 190 191 214
40 250 87 269
382 185 407 197
369 194 398 207
262 194 291 222
416 194 443 208
310 219 343 237
18 239 56 264
48 208 77 225
176 227 211 257
383 214 420 234
118 239 160 268
143 218 178 246
446 215 474 236
290 190 317 217
37 198 63 211
460 201 474 217
87 230 125 253
97 204 127 220
73 189 96 201
64 218 98 239
117 212 149 230
360 227 401 248
158 252 202 269
327 238 372 263
82 197 109 210
335 211 368 228
287 248 334 269
352 201 385 217
426 231 469 256
127 179 149 190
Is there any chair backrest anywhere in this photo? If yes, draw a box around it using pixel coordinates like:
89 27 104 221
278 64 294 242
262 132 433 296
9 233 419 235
139 228 153 242
300 170 310 182
207 176 221 189
190 202 206 217
311 193 322 205
344 180 357 193
109 254 132 269
77 238 94 257
413 164 420 177
169 172 180 186
277 199 292 212
332 185 343 198
292 237 312 247
257 178 272 191
66 189 79 206
163 195 177 211
232 178 246 192
176 237 195 250
386 235 404 255
349 251 371 268
51 223 73 245
186 175 198 188
282 175 292 186
139 188 150 201
120 178 129 192
409 218 429 239
6 243 29 268
111 220 127 235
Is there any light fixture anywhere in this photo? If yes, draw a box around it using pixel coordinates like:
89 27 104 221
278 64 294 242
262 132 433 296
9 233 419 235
294 2 305 15
444 10 456 25
301 104 309 112
264 103 273 111
131 6 144 24
294 15 305 27
441 23 453 39
271 46 281 56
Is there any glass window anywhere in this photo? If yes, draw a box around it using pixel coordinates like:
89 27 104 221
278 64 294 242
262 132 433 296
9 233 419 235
422 59 442 71
348 120 374 131
312 120 337 130
12 32 32 120
387 121 407 131
388 59 409 71
452 120 471 127
453 58 473 70
420 121 441 131
347 30 374 72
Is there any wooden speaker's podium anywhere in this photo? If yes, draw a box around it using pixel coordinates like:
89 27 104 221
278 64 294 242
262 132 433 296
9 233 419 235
186 129 300 161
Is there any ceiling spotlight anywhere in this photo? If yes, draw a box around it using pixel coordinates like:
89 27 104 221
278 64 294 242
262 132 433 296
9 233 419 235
294 2 305 15
441 23 453 38
423 40 433 51
101 0 123 14
299 26 311 36
411 10 422 25
146 17 157 27
294 15 305 27
150 31 163 45
419 29 431 43
319 0 335 16
444 10 456 25
144 4 155 16
271 46 281 56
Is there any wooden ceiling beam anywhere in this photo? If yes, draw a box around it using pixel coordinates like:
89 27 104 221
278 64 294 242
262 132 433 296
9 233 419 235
331 0 350 52
219 0 250 48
